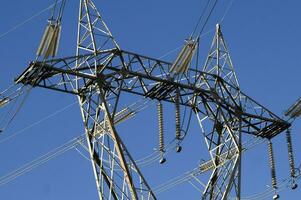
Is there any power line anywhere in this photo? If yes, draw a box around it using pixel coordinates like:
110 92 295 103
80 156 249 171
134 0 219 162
191 0 212 37
0 1 61 40
0 101 77 144
198 0 219 37
0 135 82 186
220 0 236 24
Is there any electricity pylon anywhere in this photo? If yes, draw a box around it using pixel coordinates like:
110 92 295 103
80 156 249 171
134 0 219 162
15 0 290 199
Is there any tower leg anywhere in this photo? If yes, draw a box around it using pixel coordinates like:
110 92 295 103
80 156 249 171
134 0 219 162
77 80 156 199
195 104 241 200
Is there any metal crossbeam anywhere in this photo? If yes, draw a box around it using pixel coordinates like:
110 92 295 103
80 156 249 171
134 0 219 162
15 50 289 140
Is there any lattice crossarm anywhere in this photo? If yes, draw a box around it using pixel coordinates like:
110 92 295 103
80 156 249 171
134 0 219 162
15 50 290 140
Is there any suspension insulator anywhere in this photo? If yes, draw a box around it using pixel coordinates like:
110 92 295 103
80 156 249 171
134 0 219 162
286 129 298 189
175 92 182 153
158 102 164 152
268 140 278 190
175 92 181 140
157 101 165 164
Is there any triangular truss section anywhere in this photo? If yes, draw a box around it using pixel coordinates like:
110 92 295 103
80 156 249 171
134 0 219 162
77 0 119 56
203 24 239 89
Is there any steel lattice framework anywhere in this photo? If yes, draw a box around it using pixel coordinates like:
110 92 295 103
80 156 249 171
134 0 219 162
15 0 290 199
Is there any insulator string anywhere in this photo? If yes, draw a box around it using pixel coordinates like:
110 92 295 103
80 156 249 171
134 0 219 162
286 130 296 178
267 140 277 189
285 129 298 190
158 101 164 153
157 101 166 164
175 91 181 140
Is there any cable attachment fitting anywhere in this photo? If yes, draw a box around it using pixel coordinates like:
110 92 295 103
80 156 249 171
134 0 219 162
273 193 280 200
157 101 166 164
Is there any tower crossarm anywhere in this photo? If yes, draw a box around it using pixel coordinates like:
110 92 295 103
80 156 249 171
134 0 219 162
15 49 290 139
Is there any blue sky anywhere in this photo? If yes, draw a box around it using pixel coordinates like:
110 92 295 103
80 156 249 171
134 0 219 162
0 0 300 199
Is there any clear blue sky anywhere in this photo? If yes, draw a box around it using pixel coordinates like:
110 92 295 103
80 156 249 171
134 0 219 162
0 0 300 199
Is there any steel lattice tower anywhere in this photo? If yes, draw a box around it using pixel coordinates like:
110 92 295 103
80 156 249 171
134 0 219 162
15 1 291 199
